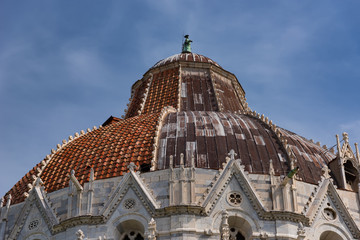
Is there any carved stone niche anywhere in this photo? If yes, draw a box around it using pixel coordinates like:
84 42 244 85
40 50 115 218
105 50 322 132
343 160 359 191
329 158 359 192
328 133 360 192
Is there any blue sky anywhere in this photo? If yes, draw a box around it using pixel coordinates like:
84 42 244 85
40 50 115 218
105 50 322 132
1 1 360 197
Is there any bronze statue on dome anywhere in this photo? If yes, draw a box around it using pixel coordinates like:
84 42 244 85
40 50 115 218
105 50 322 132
182 35 192 53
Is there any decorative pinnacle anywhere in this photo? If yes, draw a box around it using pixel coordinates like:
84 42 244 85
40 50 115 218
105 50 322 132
342 132 349 143
182 35 192 53
128 162 137 172
228 149 237 161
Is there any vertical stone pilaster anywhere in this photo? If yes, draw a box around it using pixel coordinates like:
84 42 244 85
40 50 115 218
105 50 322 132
147 218 157 240
281 184 289 211
190 155 196 204
179 153 186 205
336 134 347 188
269 160 278 210
68 170 83 218
87 168 94 215
291 179 298 212
67 181 73 218
168 153 197 206
220 210 230 240
169 156 175 206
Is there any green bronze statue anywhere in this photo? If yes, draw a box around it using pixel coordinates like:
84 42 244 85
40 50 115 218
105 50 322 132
182 35 192 53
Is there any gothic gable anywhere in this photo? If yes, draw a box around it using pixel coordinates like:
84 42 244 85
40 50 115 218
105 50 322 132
8 179 58 239
200 150 265 216
100 163 160 221
303 177 360 239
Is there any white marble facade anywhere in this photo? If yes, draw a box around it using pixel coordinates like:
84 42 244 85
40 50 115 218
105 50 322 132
1 150 359 240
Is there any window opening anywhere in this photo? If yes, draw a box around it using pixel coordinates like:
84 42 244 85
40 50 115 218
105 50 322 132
229 227 245 240
344 160 358 191
140 163 151 172
116 219 145 240
120 231 144 240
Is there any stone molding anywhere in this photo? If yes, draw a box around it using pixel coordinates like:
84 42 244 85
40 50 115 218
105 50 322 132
6 157 360 239
151 106 177 171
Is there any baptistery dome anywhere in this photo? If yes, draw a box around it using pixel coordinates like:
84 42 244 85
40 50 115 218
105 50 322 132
2 37 360 240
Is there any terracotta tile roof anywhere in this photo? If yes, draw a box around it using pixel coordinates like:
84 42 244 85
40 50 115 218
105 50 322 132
5 113 160 205
126 80 149 118
142 68 179 115
3 162 43 205
102 116 122 126
126 63 246 119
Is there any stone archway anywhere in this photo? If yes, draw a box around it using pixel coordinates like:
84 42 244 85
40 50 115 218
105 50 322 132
227 216 249 240
25 233 49 240
320 231 344 240
219 212 254 240
115 219 145 240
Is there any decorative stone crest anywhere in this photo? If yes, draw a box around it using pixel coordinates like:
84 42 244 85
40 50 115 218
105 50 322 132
297 222 306 240
227 192 242 206
27 219 40 231
321 165 331 179
76 229 85 240
127 162 137 172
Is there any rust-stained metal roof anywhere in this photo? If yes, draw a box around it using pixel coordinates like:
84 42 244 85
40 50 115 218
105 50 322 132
279 128 336 182
152 53 221 69
157 112 288 174
156 111 335 184
126 57 245 119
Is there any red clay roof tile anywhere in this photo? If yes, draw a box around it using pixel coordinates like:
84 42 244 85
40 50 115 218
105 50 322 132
5 113 160 205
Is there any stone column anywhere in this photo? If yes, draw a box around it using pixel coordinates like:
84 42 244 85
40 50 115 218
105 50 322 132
221 210 230 240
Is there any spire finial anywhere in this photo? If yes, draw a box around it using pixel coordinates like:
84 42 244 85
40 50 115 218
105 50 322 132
182 35 192 53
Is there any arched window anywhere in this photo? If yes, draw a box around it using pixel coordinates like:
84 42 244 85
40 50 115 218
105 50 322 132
227 216 249 240
116 219 145 240
320 231 343 240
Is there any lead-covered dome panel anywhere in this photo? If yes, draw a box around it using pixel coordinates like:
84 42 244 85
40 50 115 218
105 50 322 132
156 111 335 184
157 111 288 172
152 53 221 69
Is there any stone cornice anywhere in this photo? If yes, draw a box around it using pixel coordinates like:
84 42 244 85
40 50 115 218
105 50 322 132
52 215 104 234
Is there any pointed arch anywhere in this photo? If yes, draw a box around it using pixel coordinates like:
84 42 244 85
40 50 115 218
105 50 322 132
314 223 352 240
112 213 148 240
